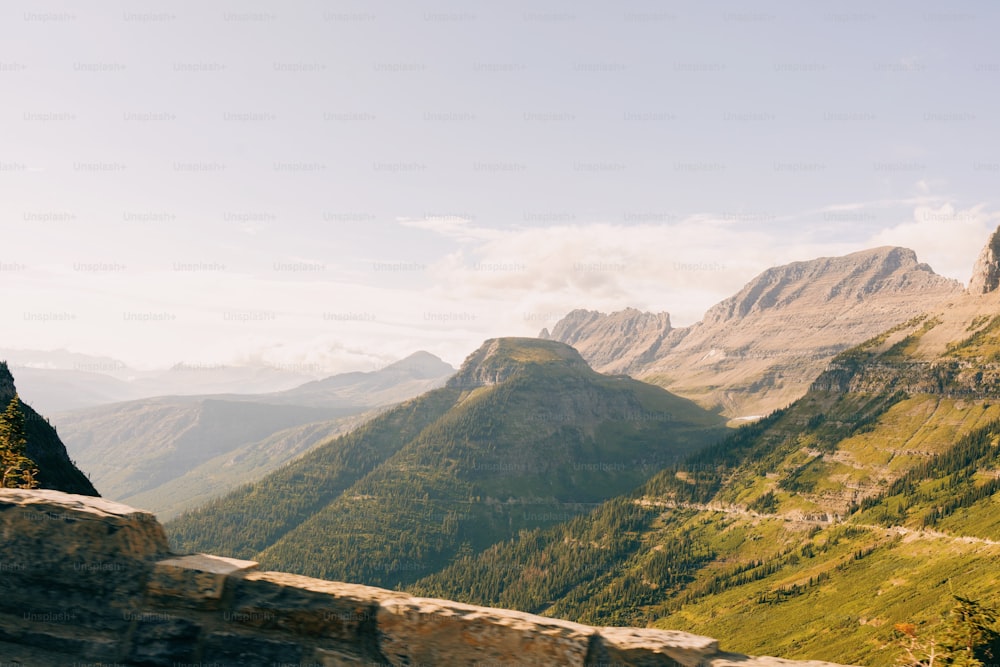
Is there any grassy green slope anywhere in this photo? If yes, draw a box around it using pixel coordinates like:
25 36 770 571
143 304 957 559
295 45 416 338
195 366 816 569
61 398 343 500
413 397 1000 664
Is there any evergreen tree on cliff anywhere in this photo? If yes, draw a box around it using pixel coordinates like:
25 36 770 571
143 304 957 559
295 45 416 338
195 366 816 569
0 394 38 489
0 361 97 495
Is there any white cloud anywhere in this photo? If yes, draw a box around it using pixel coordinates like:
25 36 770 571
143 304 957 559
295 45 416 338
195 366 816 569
396 216 497 242
868 203 999 283
413 217 859 328
227 338 394 375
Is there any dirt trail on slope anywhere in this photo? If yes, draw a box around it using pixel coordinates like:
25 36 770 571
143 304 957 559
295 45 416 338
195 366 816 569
636 497 1000 547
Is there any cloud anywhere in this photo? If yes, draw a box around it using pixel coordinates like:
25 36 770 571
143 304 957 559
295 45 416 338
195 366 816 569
396 216 498 242
868 203 999 283
227 338 394 375
415 217 858 328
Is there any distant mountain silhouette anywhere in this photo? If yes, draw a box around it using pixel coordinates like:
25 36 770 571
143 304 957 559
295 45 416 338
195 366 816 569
55 352 455 517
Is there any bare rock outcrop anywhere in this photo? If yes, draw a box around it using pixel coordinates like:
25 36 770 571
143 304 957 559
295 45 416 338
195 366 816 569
542 307 673 375
446 337 590 389
968 225 1000 294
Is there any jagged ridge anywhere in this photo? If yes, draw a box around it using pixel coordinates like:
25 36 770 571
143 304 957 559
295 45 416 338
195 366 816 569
543 246 963 418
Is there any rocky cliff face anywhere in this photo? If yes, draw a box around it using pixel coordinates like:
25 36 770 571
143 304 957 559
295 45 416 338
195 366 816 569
968 226 1000 295
0 362 98 496
812 233 1000 397
699 247 949 325
543 247 964 418
540 307 672 375
0 488 856 666
446 337 591 389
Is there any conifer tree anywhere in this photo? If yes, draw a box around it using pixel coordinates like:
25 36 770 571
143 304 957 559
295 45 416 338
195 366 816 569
941 595 999 667
894 596 1000 666
0 394 39 489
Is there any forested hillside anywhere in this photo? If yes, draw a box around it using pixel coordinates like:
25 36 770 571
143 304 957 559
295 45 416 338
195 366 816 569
167 338 727 588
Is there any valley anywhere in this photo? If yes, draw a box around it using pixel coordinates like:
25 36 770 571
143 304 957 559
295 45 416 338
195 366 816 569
54 352 455 518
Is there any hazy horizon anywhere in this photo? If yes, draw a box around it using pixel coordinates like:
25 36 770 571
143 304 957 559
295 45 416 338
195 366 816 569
3 0 998 373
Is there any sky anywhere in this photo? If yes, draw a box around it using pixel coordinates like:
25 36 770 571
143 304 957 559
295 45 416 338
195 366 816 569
2 0 999 373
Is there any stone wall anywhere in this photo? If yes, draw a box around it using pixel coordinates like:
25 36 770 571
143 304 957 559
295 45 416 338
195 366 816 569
0 489 856 666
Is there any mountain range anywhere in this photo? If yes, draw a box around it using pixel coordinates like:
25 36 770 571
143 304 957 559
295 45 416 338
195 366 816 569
542 246 963 420
1 348 343 415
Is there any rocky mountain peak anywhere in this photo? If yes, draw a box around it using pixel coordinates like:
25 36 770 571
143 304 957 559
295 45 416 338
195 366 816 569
546 308 671 342
968 225 1000 295
543 246 964 417
702 246 957 326
539 308 672 375
446 337 589 389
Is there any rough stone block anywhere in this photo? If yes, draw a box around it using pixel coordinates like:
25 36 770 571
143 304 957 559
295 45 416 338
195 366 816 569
595 627 719 667
0 639 80 667
0 611 119 661
229 570 397 648
378 595 595 667
0 488 168 556
147 553 258 607
0 489 169 599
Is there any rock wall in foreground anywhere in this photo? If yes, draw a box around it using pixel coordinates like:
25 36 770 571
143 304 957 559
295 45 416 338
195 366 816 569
0 489 856 666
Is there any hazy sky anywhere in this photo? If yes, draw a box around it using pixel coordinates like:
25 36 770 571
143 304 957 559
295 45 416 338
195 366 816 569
2 0 998 372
